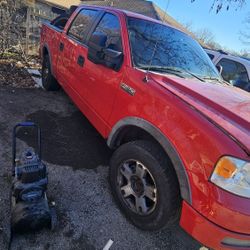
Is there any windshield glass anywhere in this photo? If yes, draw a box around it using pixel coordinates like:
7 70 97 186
127 17 221 81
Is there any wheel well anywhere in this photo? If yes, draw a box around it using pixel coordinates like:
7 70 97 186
43 46 48 56
109 124 192 204
115 126 177 169
114 125 156 147
114 126 181 184
42 46 54 76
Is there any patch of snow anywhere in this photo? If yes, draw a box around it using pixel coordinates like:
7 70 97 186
27 69 43 88
103 239 114 250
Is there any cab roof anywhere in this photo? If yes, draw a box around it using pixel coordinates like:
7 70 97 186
78 5 181 31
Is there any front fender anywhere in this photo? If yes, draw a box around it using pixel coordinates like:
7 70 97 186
107 116 192 204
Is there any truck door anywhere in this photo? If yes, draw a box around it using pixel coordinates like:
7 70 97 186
56 8 99 92
80 12 125 129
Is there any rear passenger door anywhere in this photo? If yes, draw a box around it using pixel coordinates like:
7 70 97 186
57 8 99 92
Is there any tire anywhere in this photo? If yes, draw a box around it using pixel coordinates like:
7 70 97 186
42 54 60 91
109 140 181 231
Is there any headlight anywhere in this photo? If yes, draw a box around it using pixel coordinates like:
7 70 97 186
210 156 250 198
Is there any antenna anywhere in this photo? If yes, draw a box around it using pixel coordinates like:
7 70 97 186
145 0 170 83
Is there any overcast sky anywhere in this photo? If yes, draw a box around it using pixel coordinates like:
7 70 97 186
152 0 250 52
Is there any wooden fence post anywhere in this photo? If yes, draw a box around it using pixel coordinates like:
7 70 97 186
25 6 31 55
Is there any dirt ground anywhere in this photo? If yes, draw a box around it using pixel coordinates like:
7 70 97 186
0 59 36 88
0 85 202 250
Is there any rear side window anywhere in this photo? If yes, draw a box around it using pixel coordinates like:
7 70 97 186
217 58 249 83
91 13 122 51
68 9 98 42
52 16 68 29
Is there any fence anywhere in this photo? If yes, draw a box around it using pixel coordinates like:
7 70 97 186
0 0 191 56
0 0 60 57
24 2 59 55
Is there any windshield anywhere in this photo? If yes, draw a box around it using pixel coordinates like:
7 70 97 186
127 17 221 81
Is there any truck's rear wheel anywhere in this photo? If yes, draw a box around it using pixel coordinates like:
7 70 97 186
109 140 181 230
42 54 60 91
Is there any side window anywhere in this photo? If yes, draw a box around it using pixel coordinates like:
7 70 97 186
207 53 214 60
52 17 68 29
217 58 249 83
91 13 122 51
235 61 249 82
68 9 98 42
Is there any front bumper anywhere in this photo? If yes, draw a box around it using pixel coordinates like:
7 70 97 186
180 201 250 250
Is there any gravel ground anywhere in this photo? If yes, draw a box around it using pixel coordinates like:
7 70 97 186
0 86 201 250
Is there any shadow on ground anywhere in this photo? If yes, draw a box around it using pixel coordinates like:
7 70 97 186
17 110 112 170
0 87 201 250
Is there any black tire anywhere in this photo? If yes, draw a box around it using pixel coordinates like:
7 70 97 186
109 140 181 231
42 54 60 91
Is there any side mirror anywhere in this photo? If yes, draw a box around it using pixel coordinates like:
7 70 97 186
87 32 123 71
87 32 107 64
216 64 223 74
103 48 123 71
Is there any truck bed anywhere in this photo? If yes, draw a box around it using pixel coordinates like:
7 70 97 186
40 22 63 78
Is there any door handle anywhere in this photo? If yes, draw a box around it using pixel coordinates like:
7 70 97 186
77 55 85 67
59 42 64 52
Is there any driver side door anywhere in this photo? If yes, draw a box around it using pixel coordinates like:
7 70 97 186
81 12 125 132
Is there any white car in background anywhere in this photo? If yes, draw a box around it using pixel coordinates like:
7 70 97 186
205 48 250 92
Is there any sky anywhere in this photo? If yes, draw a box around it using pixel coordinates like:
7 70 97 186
152 0 250 53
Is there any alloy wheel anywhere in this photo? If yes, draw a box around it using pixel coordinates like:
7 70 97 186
117 160 157 215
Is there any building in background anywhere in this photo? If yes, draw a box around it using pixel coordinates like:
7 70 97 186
44 0 188 32
20 0 190 54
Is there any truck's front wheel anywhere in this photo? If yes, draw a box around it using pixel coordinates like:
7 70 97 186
42 54 60 91
109 140 181 230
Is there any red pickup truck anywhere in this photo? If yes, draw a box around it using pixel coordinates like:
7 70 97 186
40 5 250 249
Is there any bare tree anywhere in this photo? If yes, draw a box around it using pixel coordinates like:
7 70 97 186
239 13 250 45
182 21 194 31
239 49 250 57
0 0 26 57
191 0 245 13
194 28 223 50
212 0 245 12
194 28 215 44
190 0 248 50
181 21 222 50
207 41 222 50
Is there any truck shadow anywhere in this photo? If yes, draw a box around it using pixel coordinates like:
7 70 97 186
16 110 112 170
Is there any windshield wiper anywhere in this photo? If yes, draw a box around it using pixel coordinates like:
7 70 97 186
202 76 228 85
181 69 205 82
137 66 205 82
138 66 186 73
137 66 185 78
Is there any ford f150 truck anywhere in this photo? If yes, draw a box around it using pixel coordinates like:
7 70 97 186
40 5 250 249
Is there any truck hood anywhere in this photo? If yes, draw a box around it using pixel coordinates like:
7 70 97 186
150 73 250 155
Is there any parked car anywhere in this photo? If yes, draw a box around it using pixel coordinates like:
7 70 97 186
205 48 250 92
40 6 250 250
